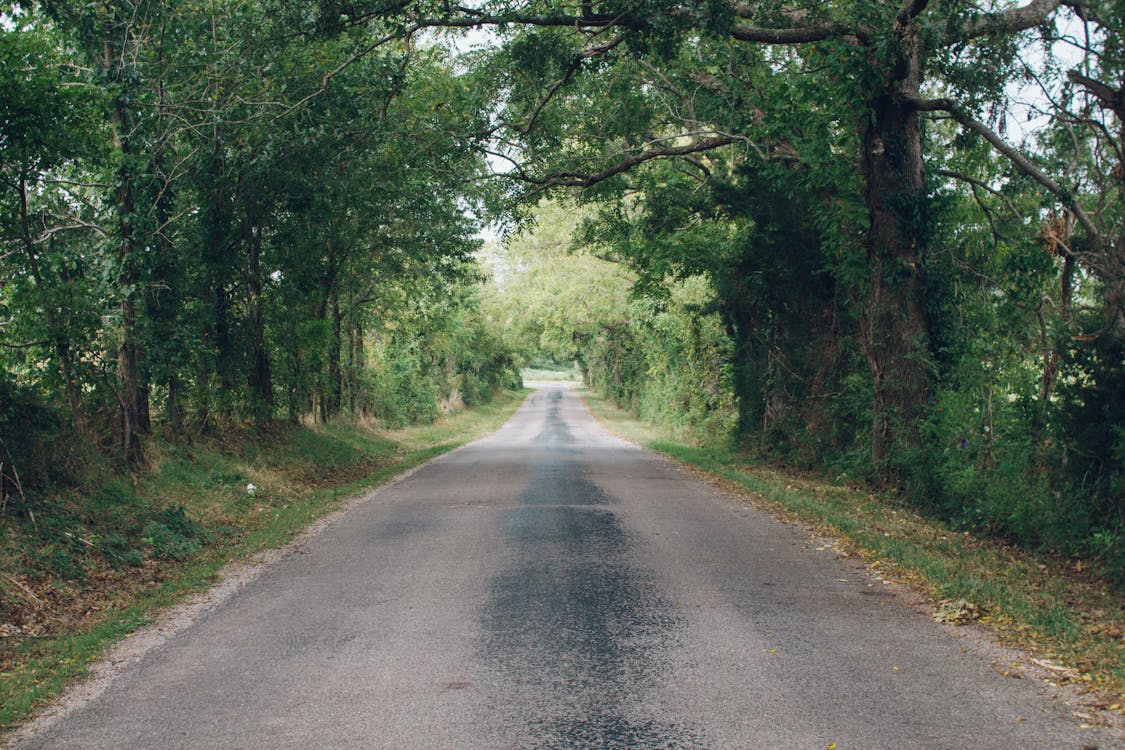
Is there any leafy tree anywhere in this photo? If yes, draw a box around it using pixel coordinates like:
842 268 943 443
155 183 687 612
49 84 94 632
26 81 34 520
2 1 514 489
0 11 101 433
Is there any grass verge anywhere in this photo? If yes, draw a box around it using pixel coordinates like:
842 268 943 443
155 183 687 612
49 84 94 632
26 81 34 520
581 388 1125 707
0 389 529 734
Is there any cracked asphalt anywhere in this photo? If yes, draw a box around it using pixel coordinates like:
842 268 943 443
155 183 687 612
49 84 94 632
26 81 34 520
12 384 1123 749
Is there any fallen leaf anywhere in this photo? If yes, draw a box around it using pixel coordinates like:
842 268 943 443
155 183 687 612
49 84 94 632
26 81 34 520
932 599 982 625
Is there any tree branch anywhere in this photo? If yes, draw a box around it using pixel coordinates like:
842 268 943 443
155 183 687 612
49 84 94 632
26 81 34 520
419 4 867 45
34 221 111 243
273 25 418 121
896 0 931 29
507 33 630 135
517 134 742 189
935 168 1022 218
730 23 862 44
419 9 640 31
1068 70 1125 119
909 95 1099 240
956 0 1064 42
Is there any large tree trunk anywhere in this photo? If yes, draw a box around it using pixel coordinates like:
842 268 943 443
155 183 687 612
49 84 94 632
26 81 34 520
857 43 933 469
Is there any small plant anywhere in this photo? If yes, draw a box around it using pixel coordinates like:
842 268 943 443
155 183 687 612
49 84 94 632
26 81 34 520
99 531 144 569
141 506 210 561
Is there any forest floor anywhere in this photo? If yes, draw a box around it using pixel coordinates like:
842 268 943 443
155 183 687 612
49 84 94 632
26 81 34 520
581 388 1125 712
0 389 530 734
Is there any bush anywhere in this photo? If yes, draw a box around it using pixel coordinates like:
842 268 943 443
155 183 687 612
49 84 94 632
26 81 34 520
0 376 67 510
582 277 739 450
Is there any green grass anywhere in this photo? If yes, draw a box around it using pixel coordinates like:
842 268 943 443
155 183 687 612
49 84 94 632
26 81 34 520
0 389 529 734
581 388 1125 705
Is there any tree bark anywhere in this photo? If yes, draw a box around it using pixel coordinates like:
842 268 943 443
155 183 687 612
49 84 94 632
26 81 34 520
328 295 342 418
286 336 301 424
167 375 184 434
112 77 147 467
857 35 932 468
315 245 338 424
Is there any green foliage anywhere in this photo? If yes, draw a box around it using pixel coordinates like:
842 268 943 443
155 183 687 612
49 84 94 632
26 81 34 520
1 1 517 492
368 340 439 427
470 1 1123 581
3 0 1123 586
141 506 210 562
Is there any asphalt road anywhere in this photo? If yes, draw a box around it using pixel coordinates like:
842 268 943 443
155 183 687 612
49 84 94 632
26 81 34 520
13 385 1122 749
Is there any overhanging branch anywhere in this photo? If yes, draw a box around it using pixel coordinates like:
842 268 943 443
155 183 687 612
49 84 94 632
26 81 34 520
516 134 743 190
908 95 1099 240
507 33 630 135
1068 70 1125 120
273 25 418 121
730 23 862 44
954 0 1065 42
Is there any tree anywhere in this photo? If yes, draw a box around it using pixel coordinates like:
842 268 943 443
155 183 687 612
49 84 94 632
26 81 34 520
0 12 100 432
340 0 1113 470
3 0 509 471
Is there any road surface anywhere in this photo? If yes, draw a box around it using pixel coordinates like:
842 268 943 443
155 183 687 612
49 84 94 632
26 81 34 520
12 385 1122 749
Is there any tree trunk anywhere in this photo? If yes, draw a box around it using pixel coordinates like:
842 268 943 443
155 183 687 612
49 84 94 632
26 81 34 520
167 375 184 434
197 357 211 431
346 314 357 415
328 295 342 418
112 84 147 467
287 336 301 424
857 42 932 469
354 317 367 416
246 222 274 420
314 246 338 424
202 143 235 418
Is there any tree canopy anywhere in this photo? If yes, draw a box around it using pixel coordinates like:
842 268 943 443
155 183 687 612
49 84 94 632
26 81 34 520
2 0 1122 574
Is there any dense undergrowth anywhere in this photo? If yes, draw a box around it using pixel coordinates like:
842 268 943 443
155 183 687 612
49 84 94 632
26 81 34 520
0 389 528 733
